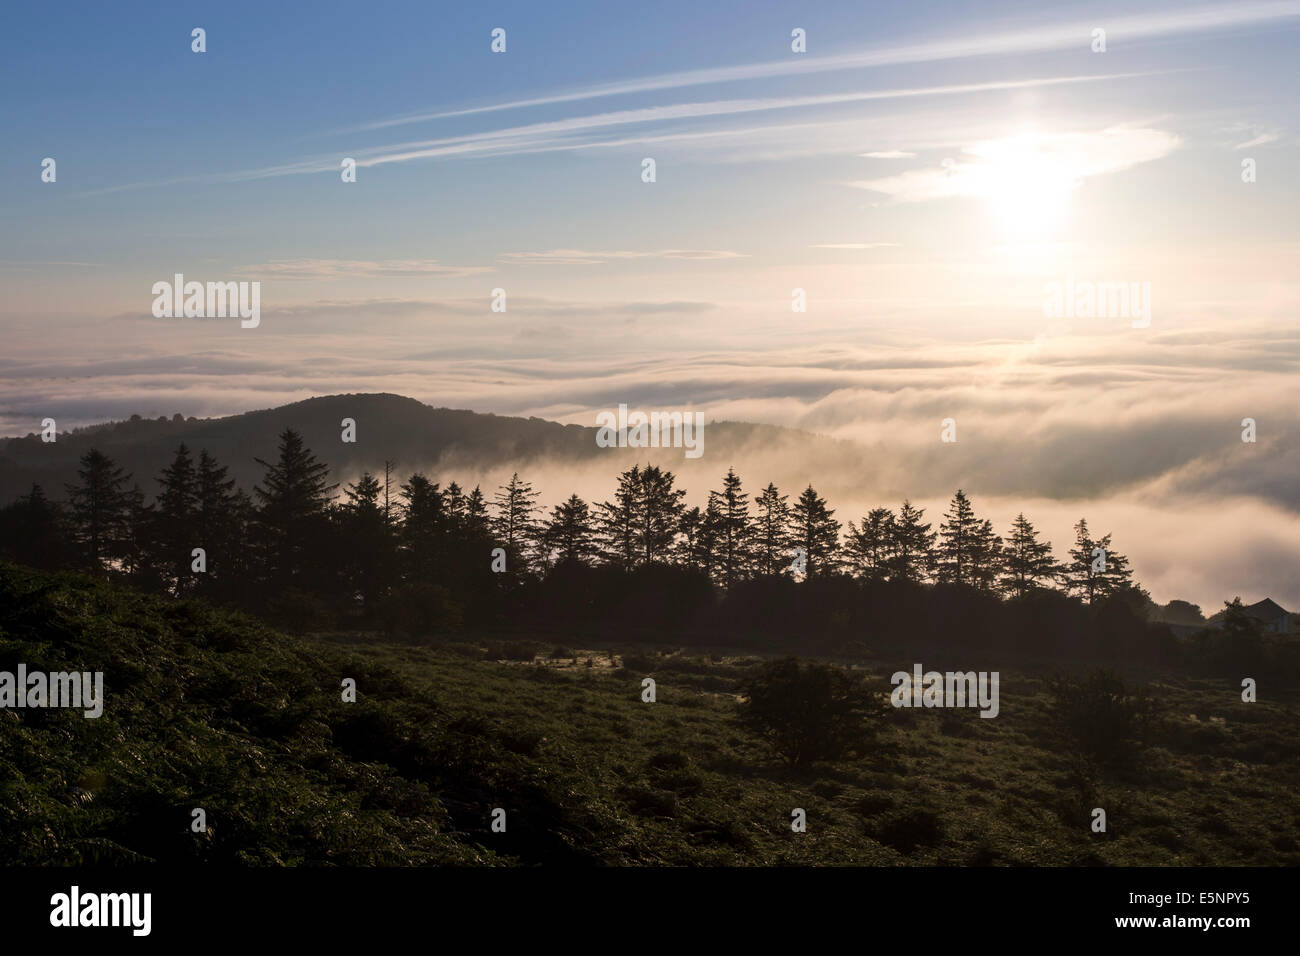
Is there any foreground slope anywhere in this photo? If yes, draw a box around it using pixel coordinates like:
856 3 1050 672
2 563 1298 866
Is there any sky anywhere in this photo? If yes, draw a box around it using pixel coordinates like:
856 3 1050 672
2 0 1298 610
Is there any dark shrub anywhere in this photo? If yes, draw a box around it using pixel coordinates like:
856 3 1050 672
1048 669 1156 767
736 657 884 766
870 806 946 854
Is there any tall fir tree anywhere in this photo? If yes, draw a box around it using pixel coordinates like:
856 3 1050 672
463 486 493 543
791 484 841 578
598 464 685 568
887 499 935 583
252 429 338 585
194 449 249 593
597 465 640 570
491 472 542 575
967 518 1003 591
999 513 1060 597
709 467 753 586
65 449 133 574
635 465 686 566
541 493 598 567
1067 518 1134 603
340 471 395 613
937 489 979 586
155 444 198 593
690 496 724 577
443 481 467 532
752 482 793 577
399 473 448 581
675 504 704 569
846 507 894 581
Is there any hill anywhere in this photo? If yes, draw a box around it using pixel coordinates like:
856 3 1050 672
0 393 853 502
3 562 1298 866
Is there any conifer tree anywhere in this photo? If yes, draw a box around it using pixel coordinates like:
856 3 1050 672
709 467 753 586
1068 518 1133 603
492 472 542 574
999 513 1060 597
636 465 686 566
938 489 979 586
968 518 1003 592
541 494 598 566
464 486 491 538
253 429 337 584
194 449 249 591
887 499 935 583
690 496 724 578
598 464 685 568
65 448 133 574
155 444 198 593
753 482 793 577
340 471 395 612
598 465 640 570
399 473 448 580
847 507 894 581
791 484 841 578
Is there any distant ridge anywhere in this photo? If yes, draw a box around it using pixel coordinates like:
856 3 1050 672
0 393 855 502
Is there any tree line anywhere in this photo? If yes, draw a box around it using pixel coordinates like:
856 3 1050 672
0 429 1139 609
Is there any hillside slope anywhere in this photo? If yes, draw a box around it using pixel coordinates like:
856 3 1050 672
0 562 604 865
0 393 853 502
4 563 1298 867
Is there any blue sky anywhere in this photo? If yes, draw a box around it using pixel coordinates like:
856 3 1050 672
5 0 1297 309
2 0 1299 609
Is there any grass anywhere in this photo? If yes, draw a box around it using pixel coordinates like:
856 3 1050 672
3 562 1298 866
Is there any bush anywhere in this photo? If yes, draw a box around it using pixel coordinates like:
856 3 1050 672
1047 669 1156 767
869 806 946 854
736 657 884 767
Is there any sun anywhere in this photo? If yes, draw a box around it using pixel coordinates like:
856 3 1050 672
966 132 1078 239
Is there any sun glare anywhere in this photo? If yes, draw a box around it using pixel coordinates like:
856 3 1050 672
967 132 1078 239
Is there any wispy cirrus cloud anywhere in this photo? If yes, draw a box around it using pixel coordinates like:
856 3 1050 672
346 1 1297 131
84 73 1152 195
1233 130 1282 149
335 74 1150 172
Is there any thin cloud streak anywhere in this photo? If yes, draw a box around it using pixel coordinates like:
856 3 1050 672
81 73 1156 193
340 74 1154 172
346 1 1292 131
